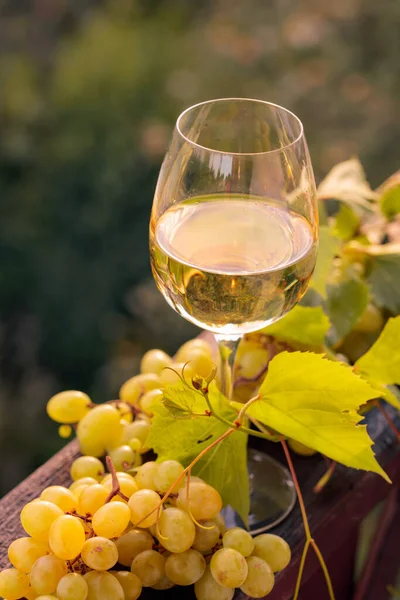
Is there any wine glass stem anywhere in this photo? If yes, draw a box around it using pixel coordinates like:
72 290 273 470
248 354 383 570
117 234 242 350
214 334 241 400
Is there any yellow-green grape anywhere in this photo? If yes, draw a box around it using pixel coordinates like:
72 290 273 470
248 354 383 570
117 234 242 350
157 507 196 553
115 529 154 567
139 389 163 416
116 402 133 423
108 445 136 471
128 437 142 453
252 533 291 572
78 483 109 515
29 555 67 594
101 471 133 485
128 489 161 528
210 548 248 588
135 461 158 490
236 339 270 380
83 571 124 600
214 512 227 534
288 438 317 456
71 456 105 482
58 425 73 439
47 391 91 424
176 338 213 363
21 500 63 541
40 486 78 513
110 571 142 600
193 520 220 552
0 568 31 600
69 477 98 493
48 515 86 560
177 481 222 520
56 573 88 600
24 585 39 600
151 573 175 590
36 596 59 600
154 460 185 493
159 362 194 387
77 405 123 457
130 549 166 587
123 421 150 451
165 549 206 585
8 537 49 573
353 303 384 333
140 349 173 376
120 373 161 406
240 556 275 598
81 537 118 570
223 527 255 557
183 348 215 379
92 502 131 538
194 566 235 600
102 474 138 500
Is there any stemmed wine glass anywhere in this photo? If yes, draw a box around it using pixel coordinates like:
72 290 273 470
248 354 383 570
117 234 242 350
149 98 318 531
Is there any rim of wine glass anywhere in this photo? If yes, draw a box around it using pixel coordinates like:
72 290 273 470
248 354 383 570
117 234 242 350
176 97 305 156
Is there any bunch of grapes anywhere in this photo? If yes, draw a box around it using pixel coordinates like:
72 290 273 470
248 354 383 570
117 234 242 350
0 458 291 600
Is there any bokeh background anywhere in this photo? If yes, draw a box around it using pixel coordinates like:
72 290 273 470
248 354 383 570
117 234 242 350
0 0 399 496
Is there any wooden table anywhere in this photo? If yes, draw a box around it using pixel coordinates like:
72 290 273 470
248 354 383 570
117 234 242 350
1 407 399 600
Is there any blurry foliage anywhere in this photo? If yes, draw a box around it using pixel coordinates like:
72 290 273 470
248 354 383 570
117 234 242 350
0 0 399 494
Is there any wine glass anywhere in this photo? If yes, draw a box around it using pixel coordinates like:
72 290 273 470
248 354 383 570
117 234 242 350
149 98 318 531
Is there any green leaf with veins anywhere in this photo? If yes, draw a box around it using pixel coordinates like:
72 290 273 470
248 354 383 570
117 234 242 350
262 305 330 347
148 382 249 525
309 226 341 298
368 253 400 314
317 158 378 211
162 383 204 419
326 277 369 345
355 317 400 386
232 352 389 481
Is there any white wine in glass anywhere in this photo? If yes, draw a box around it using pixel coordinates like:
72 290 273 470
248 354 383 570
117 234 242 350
150 98 318 531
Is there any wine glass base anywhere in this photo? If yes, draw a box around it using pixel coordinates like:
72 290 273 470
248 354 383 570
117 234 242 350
222 448 296 534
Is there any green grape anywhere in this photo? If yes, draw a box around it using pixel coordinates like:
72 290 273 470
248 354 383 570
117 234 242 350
81 537 118 570
120 373 161 406
78 483 109 515
193 519 220 552
210 548 248 588
128 437 143 453
123 421 151 450
159 362 194 387
8 537 49 573
135 461 158 490
139 389 163 416
130 549 165 587
194 566 235 600
214 512 227 534
0 568 31 600
157 507 196 553
128 489 161 528
110 571 142 600
56 573 88 600
69 477 98 493
288 438 317 456
92 501 131 538
29 555 67 594
353 303 384 333
20 500 63 542
40 485 78 512
184 348 215 379
154 460 185 493
151 573 175 590
177 481 222 520
49 515 86 560
236 339 270 380
83 571 124 600
47 391 91 424
165 549 206 585
77 405 123 457
115 529 154 567
252 533 291 572
116 402 133 423
108 445 137 471
240 556 275 597
223 527 254 557
176 338 213 363
70 456 105 482
58 425 73 439
102 474 138 500
101 471 134 485
140 349 173 375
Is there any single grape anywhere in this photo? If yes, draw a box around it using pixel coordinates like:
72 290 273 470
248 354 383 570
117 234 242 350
151 573 175 590
159 362 194 386
77 405 123 457
177 481 222 520
140 349 173 376
70 456 105 482
110 571 142 600
223 527 254 557
354 303 384 333
24 585 39 600
252 533 291 572
81 537 118 570
102 474 138 500
154 460 185 493
240 556 275 598
115 529 154 567
176 338 213 363
128 489 161 528
120 373 161 406
101 471 134 485
139 388 163 416
29 555 67 594
47 390 91 424
157 507 196 553
8 537 49 573
83 571 124 600
236 339 270 380
194 566 235 600
49 515 86 560
288 439 317 456
184 348 216 379
165 549 206 585
78 483 109 515
59 425 73 438
40 485 78 512
0 568 31 600
214 512 227 534
92 501 131 538
116 401 134 423
135 461 158 490
108 445 136 471
69 477 98 493
193 520 220 552
128 437 143 453
130 549 166 587
210 548 248 588
123 421 150 450
56 573 88 600
21 500 63 541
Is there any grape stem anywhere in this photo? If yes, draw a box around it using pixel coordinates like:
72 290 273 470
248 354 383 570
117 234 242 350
105 456 129 503
313 461 337 494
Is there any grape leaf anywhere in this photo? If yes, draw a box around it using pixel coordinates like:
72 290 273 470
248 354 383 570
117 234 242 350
355 317 400 387
262 305 330 347
162 384 203 419
148 382 249 525
326 277 369 345
367 253 400 314
317 158 378 211
232 351 389 481
379 172 400 219
310 226 341 298
333 204 359 240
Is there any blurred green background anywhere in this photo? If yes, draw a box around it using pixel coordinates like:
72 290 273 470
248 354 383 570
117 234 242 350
0 0 399 496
